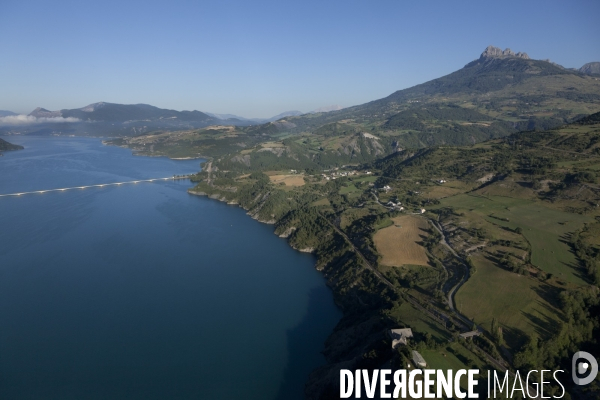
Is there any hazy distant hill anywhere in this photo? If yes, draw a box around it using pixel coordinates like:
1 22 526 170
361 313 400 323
31 102 217 123
268 110 303 120
0 110 17 117
311 105 344 113
3 103 228 137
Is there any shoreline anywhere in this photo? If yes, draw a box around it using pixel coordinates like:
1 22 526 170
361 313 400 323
102 138 395 398
187 187 392 399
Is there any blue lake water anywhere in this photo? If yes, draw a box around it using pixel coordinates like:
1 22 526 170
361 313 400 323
0 136 341 400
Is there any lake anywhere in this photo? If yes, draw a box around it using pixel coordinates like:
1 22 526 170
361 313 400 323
0 136 340 400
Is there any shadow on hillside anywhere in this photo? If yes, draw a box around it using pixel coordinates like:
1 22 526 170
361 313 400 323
532 284 564 313
558 233 590 283
521 310 556 339
502 326 529 351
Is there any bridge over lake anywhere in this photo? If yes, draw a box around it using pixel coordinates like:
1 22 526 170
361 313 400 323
0 176 192 198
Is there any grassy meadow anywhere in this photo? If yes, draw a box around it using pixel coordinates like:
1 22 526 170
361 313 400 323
455 253 564 350
438 193 591 285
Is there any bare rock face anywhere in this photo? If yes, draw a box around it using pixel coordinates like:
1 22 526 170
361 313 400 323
580 62 600 75
480 45 530 60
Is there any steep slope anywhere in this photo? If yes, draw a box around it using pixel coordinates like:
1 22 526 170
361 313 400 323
248 46 600 147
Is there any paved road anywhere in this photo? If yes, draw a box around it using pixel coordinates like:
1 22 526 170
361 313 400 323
428 219 476 325
318 210 514 375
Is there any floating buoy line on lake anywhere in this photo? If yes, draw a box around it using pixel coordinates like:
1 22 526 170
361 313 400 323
0 176 192 198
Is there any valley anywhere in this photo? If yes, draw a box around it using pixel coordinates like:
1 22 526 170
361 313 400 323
6 46 600 398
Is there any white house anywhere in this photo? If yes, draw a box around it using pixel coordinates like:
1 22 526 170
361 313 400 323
389 328 413 348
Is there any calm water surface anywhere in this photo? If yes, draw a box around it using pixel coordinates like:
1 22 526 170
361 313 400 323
0 136 340 400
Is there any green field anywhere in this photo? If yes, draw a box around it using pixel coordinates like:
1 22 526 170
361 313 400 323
439 194 590 285
455 254 563 350
339 184 360 194
352 175 378 183
390 302 451 343
421 344 486 371
419 345 487 395
373 218 393 230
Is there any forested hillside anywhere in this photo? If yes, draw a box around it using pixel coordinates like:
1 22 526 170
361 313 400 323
183 113 600 398
0 138 24 152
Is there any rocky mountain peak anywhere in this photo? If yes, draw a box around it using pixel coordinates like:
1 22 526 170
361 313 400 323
29 107 62 118
480 45 530 60
579 62 600 75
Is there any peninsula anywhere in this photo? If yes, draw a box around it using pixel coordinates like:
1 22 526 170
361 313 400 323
0 138 24 152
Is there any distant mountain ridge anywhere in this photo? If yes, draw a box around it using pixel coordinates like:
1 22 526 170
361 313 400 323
205 110 303 123
311 105 344 113
0 110 17 118
4 102 255 136
29 107 63 118
3 46 599 140
29 102 217 123
206 108 343 123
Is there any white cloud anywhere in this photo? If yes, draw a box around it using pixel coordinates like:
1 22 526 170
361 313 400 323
0 115 81 126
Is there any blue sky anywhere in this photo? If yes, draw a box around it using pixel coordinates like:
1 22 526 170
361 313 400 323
1 0 599 118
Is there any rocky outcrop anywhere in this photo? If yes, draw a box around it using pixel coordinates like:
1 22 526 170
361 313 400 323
28 107 62 118
230 154 251 166
480 45 530 60
278 227 297 238
580 62 600 75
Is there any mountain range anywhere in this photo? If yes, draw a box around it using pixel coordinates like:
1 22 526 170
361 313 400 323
205 106 344 123
0 103 346 136
1 46 598 140
29 102 218 123
205 110 304 123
